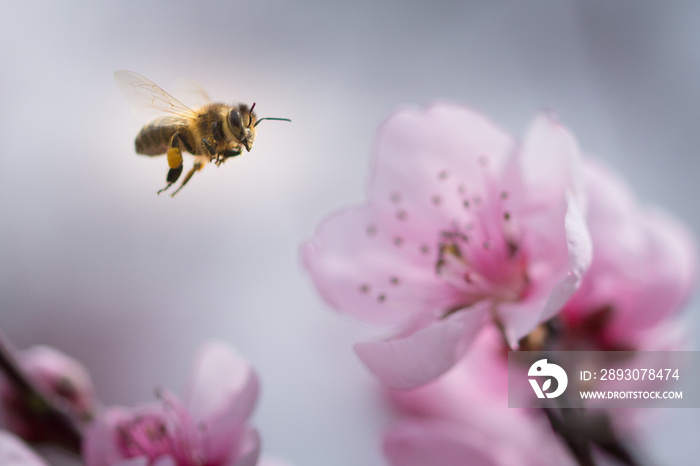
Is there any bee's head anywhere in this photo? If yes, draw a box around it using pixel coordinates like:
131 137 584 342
227 103 291 152
227 103 258 152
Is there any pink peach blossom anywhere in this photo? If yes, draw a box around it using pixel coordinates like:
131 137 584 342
562 158 697 349
303 104 592 388
383 152 697 465
0 430 49 465
384 325 575 466
83 341 260 466
0 345 96 441
549 158 697 437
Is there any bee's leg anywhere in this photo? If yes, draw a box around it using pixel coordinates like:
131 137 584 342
170 161 204 197
157 166 183 195
158 133 185 194
216 148 242 166
202 138 216 156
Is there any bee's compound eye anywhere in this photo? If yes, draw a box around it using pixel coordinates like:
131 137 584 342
228 110 242 129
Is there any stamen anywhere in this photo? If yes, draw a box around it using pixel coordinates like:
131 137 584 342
507 241 519 258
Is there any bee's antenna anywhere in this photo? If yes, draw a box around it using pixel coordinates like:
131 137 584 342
249 102 291 126
254 117 292 127
249 102 256 126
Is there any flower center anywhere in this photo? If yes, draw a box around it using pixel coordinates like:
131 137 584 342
115 395 203 466
118 413 176 460
435 222 528 311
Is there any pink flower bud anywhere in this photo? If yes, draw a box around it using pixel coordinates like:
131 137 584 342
0 345 96 441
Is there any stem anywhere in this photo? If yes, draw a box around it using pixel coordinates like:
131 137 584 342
0 330 82 453
543 405 644 466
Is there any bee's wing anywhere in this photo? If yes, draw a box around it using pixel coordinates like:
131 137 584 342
174 78 212 109
114 70 199 122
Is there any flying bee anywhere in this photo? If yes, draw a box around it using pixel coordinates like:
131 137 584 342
114 70 291 196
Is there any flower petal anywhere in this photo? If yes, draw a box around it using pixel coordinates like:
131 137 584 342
513 111 582 204
383 419 496 466
184 341 259 463
570 159 697 339
370 103 514 228
0 430 48 466
229 427 261 466
498 113 592 343
540 193 592 319
618 205 697 330
354 302 490 389
302 206 463 328
82 407 135 466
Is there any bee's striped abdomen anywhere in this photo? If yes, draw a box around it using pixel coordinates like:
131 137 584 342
135 121 180 156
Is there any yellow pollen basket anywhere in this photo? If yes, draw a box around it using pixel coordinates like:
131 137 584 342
167 147 182 169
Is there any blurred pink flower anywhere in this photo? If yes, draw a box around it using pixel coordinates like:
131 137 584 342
83 341 261 466
561 158 697 350
0 345 96 441
381 141 697 465
303 104 592 388
548 158 697 438
0 430 49 465
384 325 575 466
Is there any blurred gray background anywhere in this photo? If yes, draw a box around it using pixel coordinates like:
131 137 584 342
1 1 699 465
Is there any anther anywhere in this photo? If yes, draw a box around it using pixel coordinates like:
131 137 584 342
507 241 519 258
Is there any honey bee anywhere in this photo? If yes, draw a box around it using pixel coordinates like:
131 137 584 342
114 70 291 196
